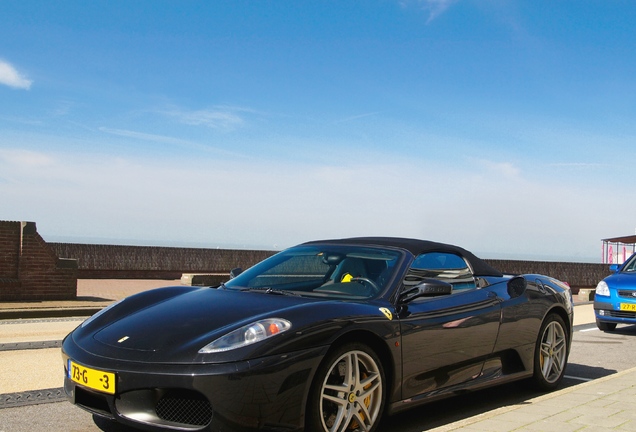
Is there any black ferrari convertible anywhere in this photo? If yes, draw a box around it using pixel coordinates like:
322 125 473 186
62 237 573 432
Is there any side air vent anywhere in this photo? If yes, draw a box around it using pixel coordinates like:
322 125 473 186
507 276 527 299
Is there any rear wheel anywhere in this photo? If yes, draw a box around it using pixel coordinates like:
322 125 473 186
596 320 617 332
307 343 385 432
531 313 568 391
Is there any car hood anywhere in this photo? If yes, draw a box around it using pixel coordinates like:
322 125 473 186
71 287 376 364
607 272 636 288
93 288 307 350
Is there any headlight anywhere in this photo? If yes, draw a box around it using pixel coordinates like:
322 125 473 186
81 298 125 328
199 318 292 354
596 280 610 297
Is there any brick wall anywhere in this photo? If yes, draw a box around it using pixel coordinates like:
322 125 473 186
0 221 21 279
50 243 275 279
0 221 78 301
49 242 609 290
486 259 609 290
2 217 609 301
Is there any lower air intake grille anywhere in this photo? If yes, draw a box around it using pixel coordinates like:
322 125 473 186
155 390 213 427
607 310 636 319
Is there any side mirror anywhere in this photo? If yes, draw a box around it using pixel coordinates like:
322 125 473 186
609 264 620 273
322 254 344 265
229 268 243 279
400 278 453 303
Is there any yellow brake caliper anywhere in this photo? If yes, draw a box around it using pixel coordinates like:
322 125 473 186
348 372 372 430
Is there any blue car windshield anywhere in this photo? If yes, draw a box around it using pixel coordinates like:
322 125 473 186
621 254 636 272
224 245 403 300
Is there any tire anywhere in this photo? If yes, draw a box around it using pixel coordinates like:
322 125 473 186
596 320 617 332
306 343 385 432
531 313 569 391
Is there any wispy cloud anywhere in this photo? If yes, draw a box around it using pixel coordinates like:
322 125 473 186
401 0 458 23
160 106 249 130
49 100 75 117
0 115 44 126
475 159 521 179
0 59 32 90
334 112 382 123
0 149 54 167
99 127 192 144
98 127 246 157
548 162 606 169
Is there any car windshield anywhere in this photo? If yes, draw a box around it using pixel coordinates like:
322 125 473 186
621 254 636 272
224 245 403 300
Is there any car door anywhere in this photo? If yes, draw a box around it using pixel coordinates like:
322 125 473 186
397 252 501 400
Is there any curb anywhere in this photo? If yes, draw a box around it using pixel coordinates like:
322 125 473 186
428 365 636 431
0 307 103 320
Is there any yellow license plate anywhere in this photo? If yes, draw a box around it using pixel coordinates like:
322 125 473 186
68 360 116 394
619 303 636 312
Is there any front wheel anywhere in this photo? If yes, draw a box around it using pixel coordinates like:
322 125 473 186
306 343 385 432
531 313 568 391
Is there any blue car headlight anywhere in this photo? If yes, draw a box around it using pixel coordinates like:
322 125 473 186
596 280 610 297
199 318 292 353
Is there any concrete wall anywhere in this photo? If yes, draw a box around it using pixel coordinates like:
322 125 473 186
0 221 78 301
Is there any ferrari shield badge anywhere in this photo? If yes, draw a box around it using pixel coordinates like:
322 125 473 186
379 307 393 320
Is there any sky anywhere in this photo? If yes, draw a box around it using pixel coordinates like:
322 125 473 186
1 0 635 262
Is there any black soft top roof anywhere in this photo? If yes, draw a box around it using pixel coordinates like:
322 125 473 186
303 237 503 277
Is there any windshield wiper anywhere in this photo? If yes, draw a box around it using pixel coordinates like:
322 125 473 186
240 287 300 296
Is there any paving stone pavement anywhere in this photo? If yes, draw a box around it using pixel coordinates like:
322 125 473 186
429 365 636 431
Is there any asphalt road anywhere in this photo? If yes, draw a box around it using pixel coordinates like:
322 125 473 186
1 321 635 432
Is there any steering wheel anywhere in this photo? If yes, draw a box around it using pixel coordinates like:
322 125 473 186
349 277 380 293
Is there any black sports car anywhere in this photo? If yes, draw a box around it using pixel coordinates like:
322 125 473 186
62 237 574 432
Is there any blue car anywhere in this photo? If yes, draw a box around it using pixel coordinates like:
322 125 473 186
594 253 636 331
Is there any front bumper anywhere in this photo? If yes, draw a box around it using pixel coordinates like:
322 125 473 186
62 337 326 432
594 299 636 325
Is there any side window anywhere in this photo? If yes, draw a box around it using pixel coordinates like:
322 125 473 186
405 252 476 292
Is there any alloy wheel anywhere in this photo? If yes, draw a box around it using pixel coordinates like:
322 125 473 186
318 349 383 432
539 319 567 384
